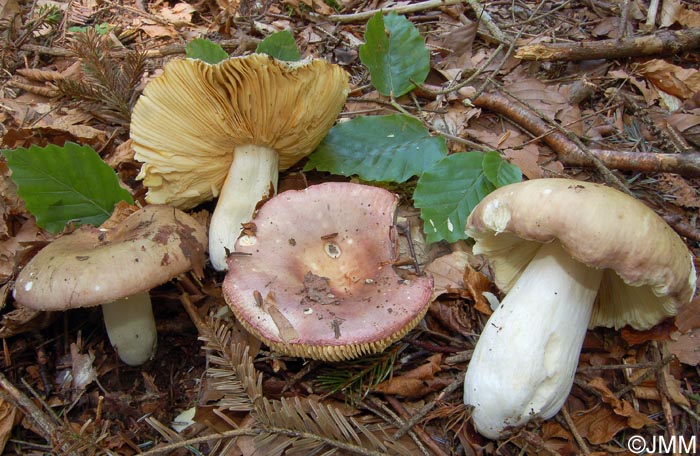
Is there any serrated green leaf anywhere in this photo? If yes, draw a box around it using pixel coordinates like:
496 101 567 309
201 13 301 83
414 152 495 244
482 151 522 187
359 12 430 97
2 142 134 233
305 114 447 183
186 38 229 64
256 30 301 62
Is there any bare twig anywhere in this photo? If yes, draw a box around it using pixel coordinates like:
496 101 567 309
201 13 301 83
393 371 466 439
471 91 700 178
515 27 700 62
614 354 674 399
323 0 464 23
560 406 591 455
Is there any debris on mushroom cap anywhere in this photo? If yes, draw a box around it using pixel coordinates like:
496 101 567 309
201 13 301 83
13 205 208 311
466 178 697 330
222 182 434 362
130 54 350 210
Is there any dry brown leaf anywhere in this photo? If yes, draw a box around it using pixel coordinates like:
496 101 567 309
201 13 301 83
637 59 696 100
374 353 443 398
678 5 700 27
571 405 628 445
70 342 97 390
587 377 655 429
668 328 700 366
0 398 17 454
620 319 676 345
464 265 492 315
502 147 543 179
668 296 700 365
667 110 700 147
436 22 477 71
424 251 470 299
659 0 682 27
655 174 700 208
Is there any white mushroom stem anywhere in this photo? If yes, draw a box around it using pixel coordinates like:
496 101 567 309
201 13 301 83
101 291 157 366
209 144 279 271
463 241 604 439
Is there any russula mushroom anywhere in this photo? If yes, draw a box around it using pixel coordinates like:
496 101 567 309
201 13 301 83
222 182 434 362
130 54 349 271
13 205 207 366
463 178 696 438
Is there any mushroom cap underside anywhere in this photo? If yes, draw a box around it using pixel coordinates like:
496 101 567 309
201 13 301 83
130 54 350 209
14 205 208 311
466 178 696 330
223 182 434 361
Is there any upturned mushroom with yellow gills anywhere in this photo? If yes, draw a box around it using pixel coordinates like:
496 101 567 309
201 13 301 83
130 54 349 270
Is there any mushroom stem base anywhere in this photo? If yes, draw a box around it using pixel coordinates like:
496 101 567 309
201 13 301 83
102 291 157 366
209 144 279 271
464 241 603 439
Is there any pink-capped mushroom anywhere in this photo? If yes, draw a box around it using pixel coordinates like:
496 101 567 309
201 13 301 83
223 182 434 361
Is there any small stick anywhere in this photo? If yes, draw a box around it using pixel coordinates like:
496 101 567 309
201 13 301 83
614 354 674 399
323 0 464 24
465 0 509 44
393 371 466 439
515 27 700 62
0 372 59 444
560 406 591 455
645 0 661 30
384 395 450 456
471 91 700 178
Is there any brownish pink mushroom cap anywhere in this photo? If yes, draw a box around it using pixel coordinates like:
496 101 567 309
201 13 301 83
13 205 207 365
222 182 434 361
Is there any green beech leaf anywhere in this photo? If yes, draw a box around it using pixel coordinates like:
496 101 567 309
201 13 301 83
305 114 447 183
256 30 301 61
482 151 522 187
186 38 229 64
2 142 134 233
413 152 495 244
359 12 430 97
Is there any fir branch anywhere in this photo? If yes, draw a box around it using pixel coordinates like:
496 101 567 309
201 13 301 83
55 28 146 125
198 317 262 411
196 315 406 456
315 346 400 404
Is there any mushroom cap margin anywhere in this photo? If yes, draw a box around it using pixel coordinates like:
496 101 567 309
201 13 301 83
466 178 696 330
222 182 434 361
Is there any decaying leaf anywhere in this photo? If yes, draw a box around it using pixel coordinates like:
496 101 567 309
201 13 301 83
0 398 17 455
587 377 655 429
374 353 444 398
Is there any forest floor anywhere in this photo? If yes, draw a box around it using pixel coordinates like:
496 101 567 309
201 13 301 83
1 0 700 455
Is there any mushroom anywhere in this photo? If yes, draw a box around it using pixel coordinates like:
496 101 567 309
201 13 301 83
13 205 207 366
222 182 434 361
463 178 696 439
130 54 349 271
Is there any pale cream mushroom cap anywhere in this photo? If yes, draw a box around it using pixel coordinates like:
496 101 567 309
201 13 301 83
222 182 434 362
13 205 208 310
466 178 696 330
130 54 350 209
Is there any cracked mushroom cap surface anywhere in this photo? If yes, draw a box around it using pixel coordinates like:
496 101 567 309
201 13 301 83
130 54 350 210
466 178 697 330
13 205 208 311
222 182 434 361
